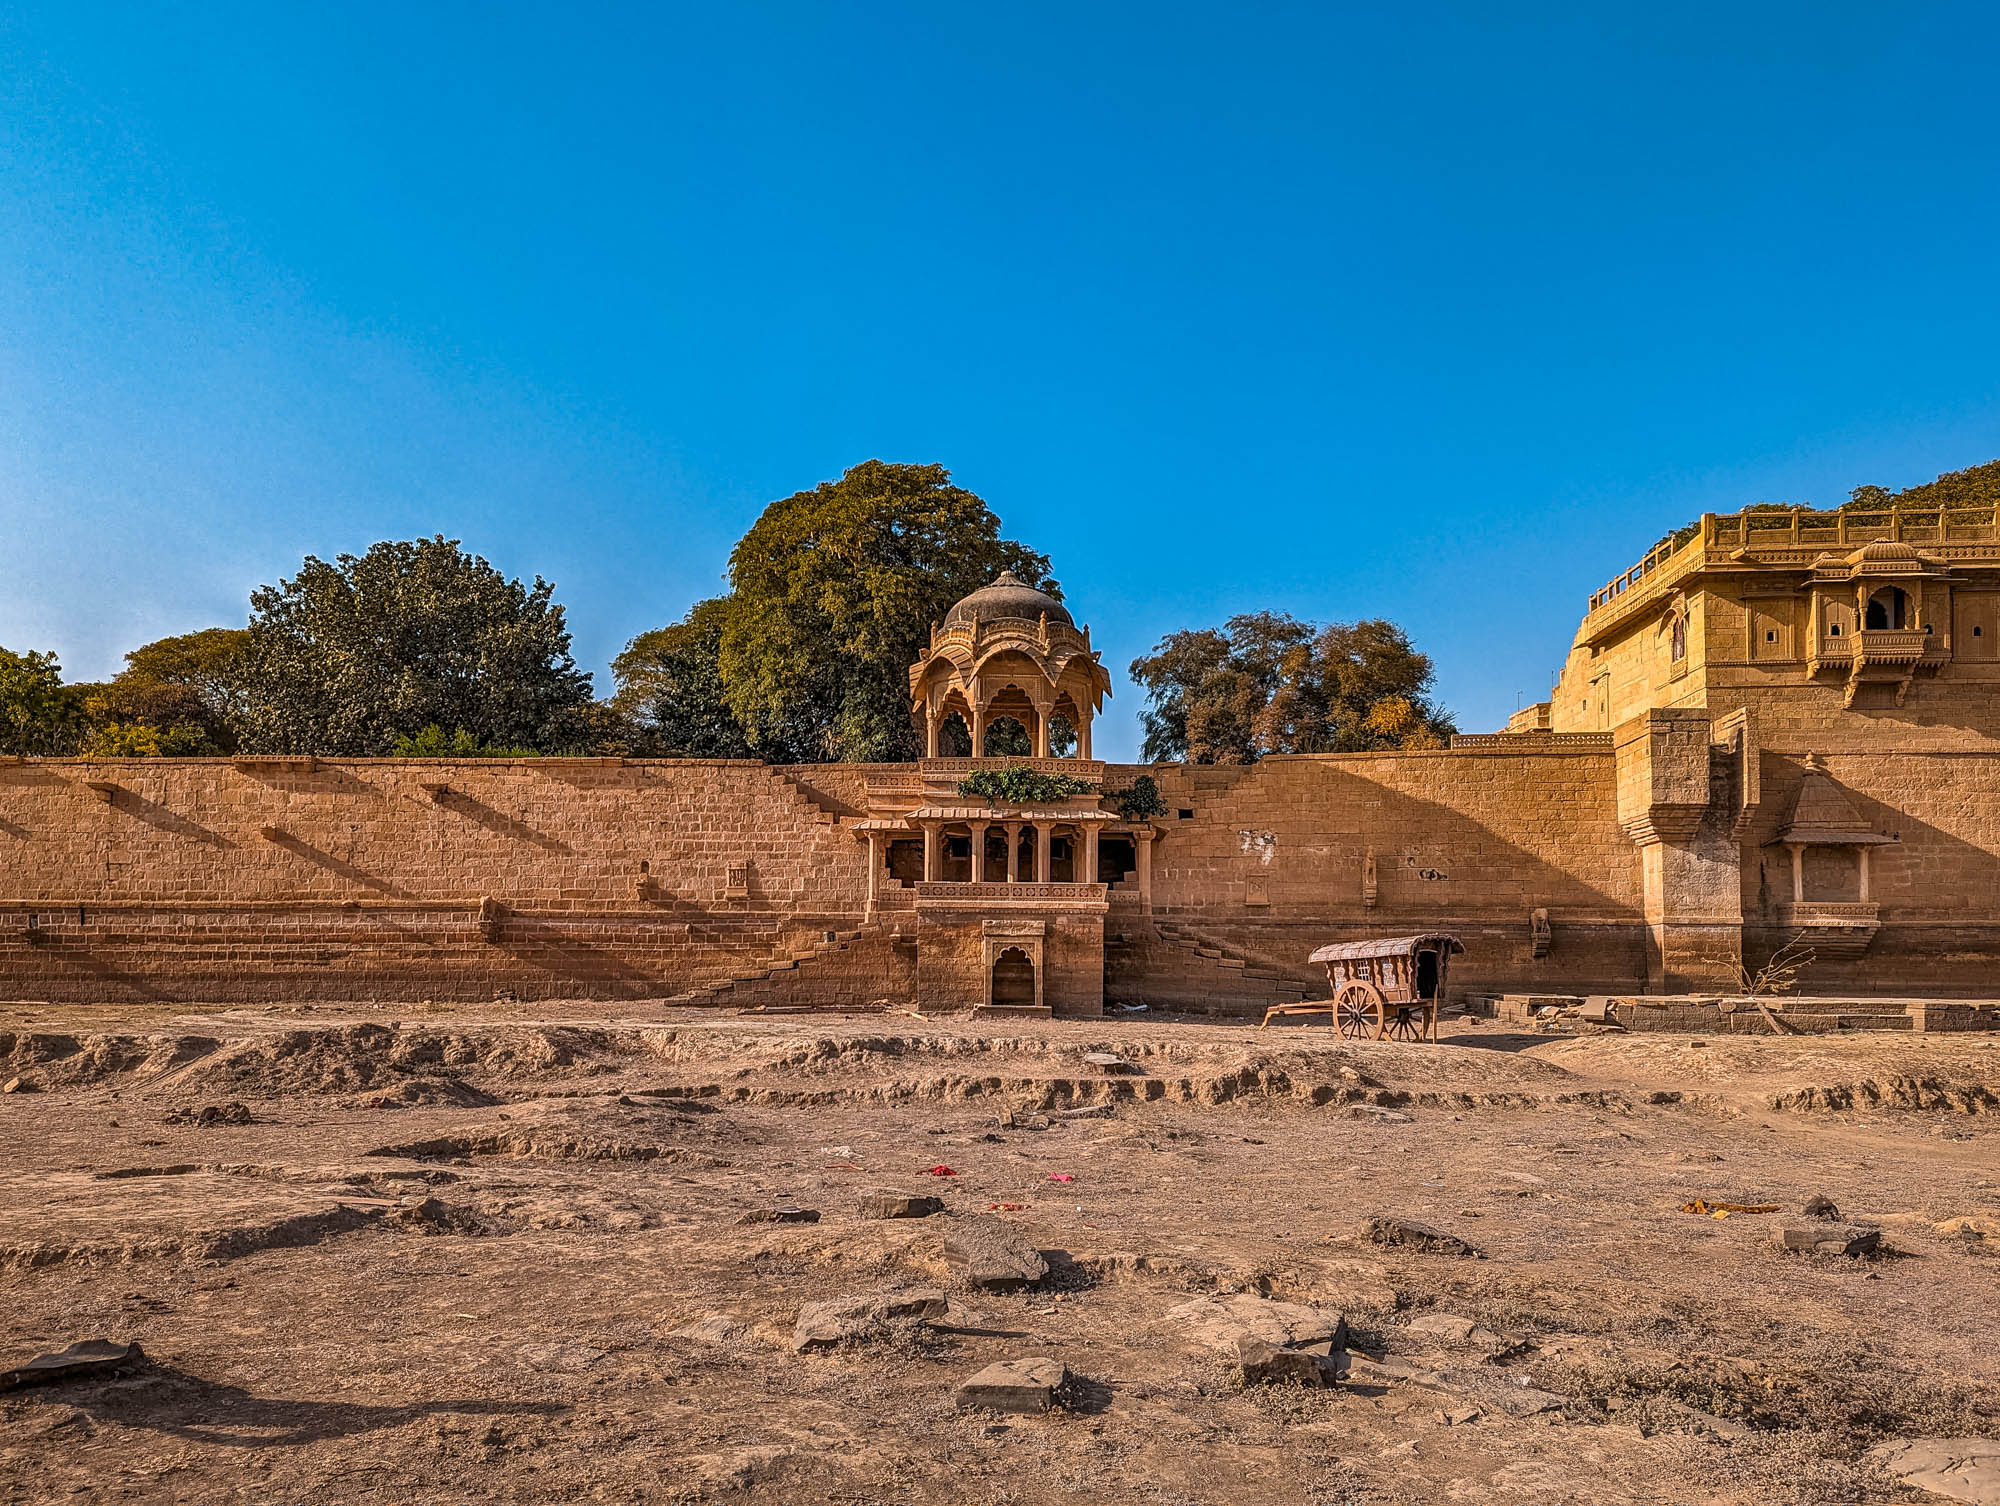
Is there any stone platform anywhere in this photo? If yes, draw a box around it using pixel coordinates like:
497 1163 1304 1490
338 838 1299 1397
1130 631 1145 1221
1477 993 2000 1034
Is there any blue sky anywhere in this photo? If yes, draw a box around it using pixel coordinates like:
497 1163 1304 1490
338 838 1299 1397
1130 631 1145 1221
3 3 1996 756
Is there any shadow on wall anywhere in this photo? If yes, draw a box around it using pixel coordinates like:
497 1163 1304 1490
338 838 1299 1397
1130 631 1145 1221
1744 752 2000 995
106 788 236 850
0 932 175 1002
429 789 573 854
1150 755 1650 993
261 831 412 900
491 917 670 995
232 765 382 798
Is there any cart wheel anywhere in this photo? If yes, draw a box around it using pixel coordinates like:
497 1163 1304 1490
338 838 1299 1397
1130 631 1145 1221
1382 1003 1427 1042
1333 981 1382 1039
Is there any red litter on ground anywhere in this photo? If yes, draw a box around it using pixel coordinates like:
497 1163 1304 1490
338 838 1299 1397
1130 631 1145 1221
989 1202 1023 1212
927 1165 957 1176
1048 1173 1076 1183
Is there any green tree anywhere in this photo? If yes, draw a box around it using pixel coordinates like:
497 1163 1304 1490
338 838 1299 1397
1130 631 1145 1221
611 598 758 758
82 627 250 752
390 724 539 757
1131 613 1453 764
78 720 214 757
233 537 594 755
0 648 87 755
716 461 1054 762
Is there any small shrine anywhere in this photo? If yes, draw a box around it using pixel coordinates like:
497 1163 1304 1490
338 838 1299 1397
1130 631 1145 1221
845 572 1152 1017
1763 753 1897 959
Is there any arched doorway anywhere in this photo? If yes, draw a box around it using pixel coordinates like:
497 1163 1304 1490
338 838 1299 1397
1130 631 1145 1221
991 946 1036 1009
983 715 1032 757
937 713 974 757
1865 587 1909 630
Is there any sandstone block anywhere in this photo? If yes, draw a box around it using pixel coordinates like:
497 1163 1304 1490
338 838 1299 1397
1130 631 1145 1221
859 1191 944 1220
1235 1336 1337 1387
1360 1216 1482 1258
1775 1220 1880 1256
1867 1437 2000 1505
943 1215 1049 1291
1164 1293 1347 1355
955 1356 1068 1413
792 1287 948 1351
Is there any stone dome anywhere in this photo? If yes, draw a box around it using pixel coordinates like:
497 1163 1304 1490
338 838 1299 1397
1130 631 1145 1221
944 570 1073 628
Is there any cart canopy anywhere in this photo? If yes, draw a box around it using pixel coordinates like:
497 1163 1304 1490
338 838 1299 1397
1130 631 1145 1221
1308 933 1464 965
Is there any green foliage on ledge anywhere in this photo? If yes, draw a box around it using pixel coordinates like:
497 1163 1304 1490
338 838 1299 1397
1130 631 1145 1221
1105 774 1167 821
957 765 1097 805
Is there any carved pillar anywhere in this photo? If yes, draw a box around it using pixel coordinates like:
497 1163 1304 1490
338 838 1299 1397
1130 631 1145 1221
1082 824 1099 884
1005 821 1022 882
865 831 883 916
925 708 940 758
1037 823 1052 884
1789 843 1804 903
922 821 941 883
1077 713 1092 761
1858 844 1871 903
971 704 988 758
1136 827 1153 915
1033 706 1051 758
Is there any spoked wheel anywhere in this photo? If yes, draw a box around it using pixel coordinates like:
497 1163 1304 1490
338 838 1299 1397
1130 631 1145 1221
1333 981 1383 1039
1382 1003 1430 1042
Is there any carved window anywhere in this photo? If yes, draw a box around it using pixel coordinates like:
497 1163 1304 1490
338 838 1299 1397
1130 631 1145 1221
1865 587 1908 630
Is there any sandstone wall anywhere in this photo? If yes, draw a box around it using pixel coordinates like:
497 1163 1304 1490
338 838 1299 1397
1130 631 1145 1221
1108 742 1653 997
1742 746 2000 993
8 727 2000 1007
0 757 871 1003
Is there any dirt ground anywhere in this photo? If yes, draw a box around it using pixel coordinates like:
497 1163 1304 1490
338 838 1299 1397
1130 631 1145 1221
1 997 1996 1505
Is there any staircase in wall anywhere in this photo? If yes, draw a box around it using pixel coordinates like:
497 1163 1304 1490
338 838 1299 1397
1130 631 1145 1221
768 770 862 826
659 924 888 1010
1107 921 1317 1016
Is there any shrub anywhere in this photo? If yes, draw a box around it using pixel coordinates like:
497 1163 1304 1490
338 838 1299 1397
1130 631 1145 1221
391 724 540 758
957 765 1096 804
1106 775 1166 821
79 721 214 757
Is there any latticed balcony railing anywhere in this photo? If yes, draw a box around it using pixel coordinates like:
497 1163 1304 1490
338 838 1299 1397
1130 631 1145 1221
1586 504 2000 621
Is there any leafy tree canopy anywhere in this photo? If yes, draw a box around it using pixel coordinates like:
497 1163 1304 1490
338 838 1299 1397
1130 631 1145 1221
1130 612 1454 764
233 537 594 756
79 720 214 757
80 627 251 752
716 461 1054 762
0 647 87 756
391 724 540 757
611 598 757 759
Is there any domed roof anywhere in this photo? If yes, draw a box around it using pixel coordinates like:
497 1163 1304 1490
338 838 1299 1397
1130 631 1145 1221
1846 539 1924 565
944 570 1073 628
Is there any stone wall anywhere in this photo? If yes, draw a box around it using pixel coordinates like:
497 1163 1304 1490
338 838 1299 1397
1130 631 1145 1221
0 757 870 1003
1741 746 2000 993
1108 742 1653 998
7 725 2000 1006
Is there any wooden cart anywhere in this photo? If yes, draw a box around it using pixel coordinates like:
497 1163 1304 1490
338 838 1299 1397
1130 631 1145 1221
1260 933 1464 1041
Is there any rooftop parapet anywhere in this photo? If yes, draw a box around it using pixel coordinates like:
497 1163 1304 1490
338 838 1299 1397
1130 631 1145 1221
1581 503 2000 635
